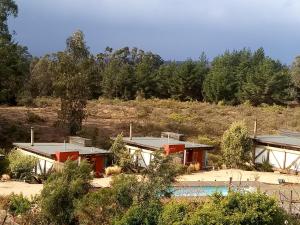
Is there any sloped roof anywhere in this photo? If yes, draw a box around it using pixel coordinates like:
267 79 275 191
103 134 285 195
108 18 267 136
122 137 213 151
253 135 300 150
13 142 110 158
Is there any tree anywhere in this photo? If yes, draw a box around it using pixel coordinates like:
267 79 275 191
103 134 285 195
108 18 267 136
0 0 18 41
101 59 135 99
155 62 176 99
239 58 291 105
134 52 163 98
169 54 209 101
221 121 253 168
53 30 90 134
40 160 92 225
0 0 31 105
29 55 55 98
291 56 300 101
203 50 248 104
75 151 184 225
109 134 135 171
203 48 292 105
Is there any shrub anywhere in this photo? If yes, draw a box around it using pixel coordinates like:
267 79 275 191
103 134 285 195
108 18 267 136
207 153 223 168
40 160 92 225
0 195 10 210
25 111 46 123
110 134 135 172
114 201 162 225
221 121 253 168
185 192 289 225
159 201 190 225
16 90 34 106
8 194 31 216
33 97 59 108
186 163 200 173
256 159 273 172
75 188 116 225
8 150 37 179
105 165 122 176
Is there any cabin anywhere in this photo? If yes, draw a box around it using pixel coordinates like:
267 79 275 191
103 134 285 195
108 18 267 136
13 128 111 177
253 133 300 172
119 131 214 169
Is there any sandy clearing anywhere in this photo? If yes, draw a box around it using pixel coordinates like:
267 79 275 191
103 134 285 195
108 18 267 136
0 181 43 198
178 169 300 184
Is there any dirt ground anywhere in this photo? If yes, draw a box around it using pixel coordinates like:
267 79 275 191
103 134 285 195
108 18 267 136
0 181 43 198
3 169 300 198
178 169 300 184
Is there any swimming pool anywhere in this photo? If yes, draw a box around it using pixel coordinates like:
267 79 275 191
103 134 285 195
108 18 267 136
172 186 229 197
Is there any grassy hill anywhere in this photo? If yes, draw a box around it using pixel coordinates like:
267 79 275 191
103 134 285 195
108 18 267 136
1 98 300 150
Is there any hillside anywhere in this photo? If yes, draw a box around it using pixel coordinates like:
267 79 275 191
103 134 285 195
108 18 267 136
1 98 300 149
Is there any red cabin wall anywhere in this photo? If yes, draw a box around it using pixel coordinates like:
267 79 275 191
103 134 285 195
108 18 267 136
55 151 79 162
164 144 185 155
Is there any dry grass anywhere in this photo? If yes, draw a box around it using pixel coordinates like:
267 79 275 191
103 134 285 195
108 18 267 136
1 98 300 149
187 163 201 173
105 165 122 176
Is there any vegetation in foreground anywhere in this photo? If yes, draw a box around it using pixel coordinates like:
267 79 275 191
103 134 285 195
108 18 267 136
0 158 299 225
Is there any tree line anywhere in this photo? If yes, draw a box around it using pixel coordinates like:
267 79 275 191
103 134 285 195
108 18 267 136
3 28 300 107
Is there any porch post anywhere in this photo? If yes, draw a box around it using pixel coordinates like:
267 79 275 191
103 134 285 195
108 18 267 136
183 149 187 165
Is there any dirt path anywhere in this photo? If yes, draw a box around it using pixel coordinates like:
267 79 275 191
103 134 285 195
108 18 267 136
0 181 43 198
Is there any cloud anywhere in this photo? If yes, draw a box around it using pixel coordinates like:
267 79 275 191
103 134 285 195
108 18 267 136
10 0 300 63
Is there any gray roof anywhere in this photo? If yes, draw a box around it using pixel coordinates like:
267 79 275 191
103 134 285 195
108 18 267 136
122 137 213 150
13 142 110 158
254 135 300 149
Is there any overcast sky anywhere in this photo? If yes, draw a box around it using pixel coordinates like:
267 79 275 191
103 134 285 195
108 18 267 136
8 0 300 64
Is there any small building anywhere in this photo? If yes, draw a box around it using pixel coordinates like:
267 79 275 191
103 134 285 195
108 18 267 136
253 134 300 172
13 128 110 176
120 131 214 169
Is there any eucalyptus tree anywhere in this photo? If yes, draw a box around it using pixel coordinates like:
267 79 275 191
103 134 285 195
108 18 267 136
53 30 91 134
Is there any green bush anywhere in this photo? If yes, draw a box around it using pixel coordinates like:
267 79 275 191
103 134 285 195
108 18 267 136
75 188 116 225
8 150 37 179
40 160 92 225
185 192 289 225
256 159 273 172
8 194 31 216
221 121 253 168
114 201 162 225
159 201 190 225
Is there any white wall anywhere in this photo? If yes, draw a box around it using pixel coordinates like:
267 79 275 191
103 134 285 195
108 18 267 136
18 148 55 175
126 145 153 167
255 145 300 171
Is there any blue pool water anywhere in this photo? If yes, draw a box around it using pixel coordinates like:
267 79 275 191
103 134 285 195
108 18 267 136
172 186 229 197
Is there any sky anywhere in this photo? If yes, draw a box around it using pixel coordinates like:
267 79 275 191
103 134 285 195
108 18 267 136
8 0 300 65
